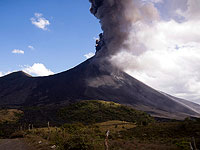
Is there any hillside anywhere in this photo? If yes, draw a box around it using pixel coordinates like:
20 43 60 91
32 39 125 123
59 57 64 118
0 57 200 119
58 100 154 124
17 117 200 150
0 101 200 150
19 100 154 127
0 100 153 138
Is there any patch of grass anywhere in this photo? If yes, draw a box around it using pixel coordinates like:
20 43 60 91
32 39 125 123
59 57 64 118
58 100 154 125
0 109 23 123
26 124 105 150
109 139 179 150
25 134 52 150
95 120 136 133
0 109 24 138
119 119 200 149
25 119 198 150
10 131 25 139
19 100 154 127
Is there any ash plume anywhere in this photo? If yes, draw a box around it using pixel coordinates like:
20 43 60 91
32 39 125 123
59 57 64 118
89 0 159 57
89 0 200 104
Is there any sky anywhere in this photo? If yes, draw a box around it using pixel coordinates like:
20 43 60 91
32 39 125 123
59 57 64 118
0 0 200 104
0 0 100 76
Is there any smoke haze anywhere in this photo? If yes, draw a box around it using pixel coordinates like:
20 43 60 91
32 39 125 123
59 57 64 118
89 0 200 104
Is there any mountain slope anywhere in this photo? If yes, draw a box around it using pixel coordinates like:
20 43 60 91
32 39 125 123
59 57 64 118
19 100 154 126
0 57 200 119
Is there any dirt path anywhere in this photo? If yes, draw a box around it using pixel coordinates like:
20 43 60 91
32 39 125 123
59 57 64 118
0 139 34 150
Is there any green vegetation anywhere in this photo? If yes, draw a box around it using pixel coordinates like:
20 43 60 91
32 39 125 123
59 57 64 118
0 109 24 138
58 100 154 125
27 124 103 150
0 101 200 150
25 121 139 150
0 100 153 138
0 109 23 123
19 100 154 127
25 119 200 150
117 118 200 150
95 120 136 133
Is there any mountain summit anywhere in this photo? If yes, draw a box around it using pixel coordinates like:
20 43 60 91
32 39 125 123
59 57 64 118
0 56 200 119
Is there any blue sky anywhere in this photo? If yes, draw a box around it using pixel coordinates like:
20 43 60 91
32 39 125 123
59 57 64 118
0 0 101 75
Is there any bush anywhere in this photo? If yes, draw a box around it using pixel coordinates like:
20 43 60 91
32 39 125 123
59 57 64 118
10 131 25 139
58 100 154 125
62 123 85 134
175 141 190 150
63 135 95 150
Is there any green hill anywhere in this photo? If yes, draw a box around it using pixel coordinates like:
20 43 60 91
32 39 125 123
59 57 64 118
58 100 154 125
19 100 154 127
0 100 154 138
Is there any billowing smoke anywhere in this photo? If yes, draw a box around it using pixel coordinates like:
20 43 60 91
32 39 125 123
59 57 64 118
89 0 200 104
89 0 159 57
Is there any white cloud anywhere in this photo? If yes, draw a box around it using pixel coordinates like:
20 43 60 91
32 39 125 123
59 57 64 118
31 13 50 30
0 71 14 77
12 49 24 54
23 63 54 76
84 52 95 59
28 45 34 50
0 63 53 77
111 1 200 104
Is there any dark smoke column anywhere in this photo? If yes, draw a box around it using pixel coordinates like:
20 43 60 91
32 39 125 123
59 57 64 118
89 0 139 57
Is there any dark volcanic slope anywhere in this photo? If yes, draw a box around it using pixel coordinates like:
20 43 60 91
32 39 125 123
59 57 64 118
0 57 200 119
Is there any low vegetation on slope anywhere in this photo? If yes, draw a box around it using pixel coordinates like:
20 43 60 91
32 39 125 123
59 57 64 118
58 100 154 125
0 109 23 123
0 100 153 138
20 100 154 127
0 109 23 138
25 118 200 150
117 118 200 150
1 101 200 150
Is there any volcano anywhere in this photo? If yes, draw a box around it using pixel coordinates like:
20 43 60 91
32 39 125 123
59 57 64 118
1 0 200 120
0 56 200 120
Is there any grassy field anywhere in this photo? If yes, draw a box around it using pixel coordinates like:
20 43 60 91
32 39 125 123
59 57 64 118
21 118 200 150
117 119 200 150
1 118 200 149
25 121 137 150
0 101 200 149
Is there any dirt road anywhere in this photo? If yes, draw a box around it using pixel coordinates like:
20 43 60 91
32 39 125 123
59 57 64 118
0 139 34 150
